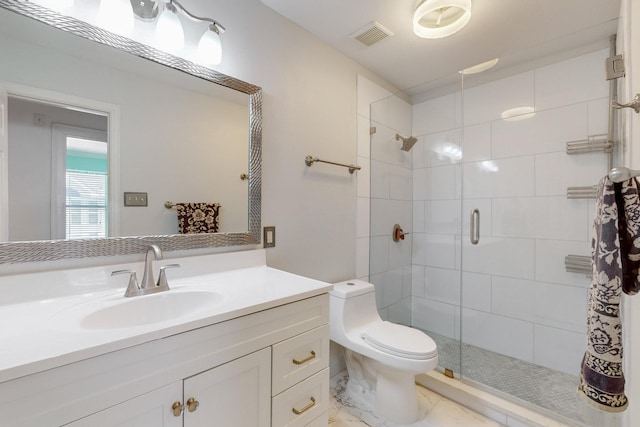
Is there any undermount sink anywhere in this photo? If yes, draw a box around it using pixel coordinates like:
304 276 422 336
56 290 224 330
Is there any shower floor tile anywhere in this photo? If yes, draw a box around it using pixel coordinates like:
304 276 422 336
329 371 504 427
421 330 591 425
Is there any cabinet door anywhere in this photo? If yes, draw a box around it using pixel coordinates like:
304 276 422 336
183 347 271 427
64 382 183 427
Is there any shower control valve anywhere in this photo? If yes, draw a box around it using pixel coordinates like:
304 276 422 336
393 224 409 242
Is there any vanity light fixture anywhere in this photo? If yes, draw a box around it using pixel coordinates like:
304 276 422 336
130 0 225 65
413 0 472 39
99 0 134 36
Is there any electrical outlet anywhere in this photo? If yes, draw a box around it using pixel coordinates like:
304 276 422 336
263 226 276 248
124 192 148 207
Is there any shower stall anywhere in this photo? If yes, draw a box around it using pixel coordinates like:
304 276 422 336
366 47 623 426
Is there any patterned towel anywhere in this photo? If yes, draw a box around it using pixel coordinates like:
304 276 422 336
175 202 221 234
578 177 640 412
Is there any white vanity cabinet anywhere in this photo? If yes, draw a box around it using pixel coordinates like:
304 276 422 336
0 293 329 427
66 348 272 427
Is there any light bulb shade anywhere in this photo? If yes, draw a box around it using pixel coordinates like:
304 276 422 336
197 28 222 66
156 7 185 52
413 0 472 39
98 0 134 35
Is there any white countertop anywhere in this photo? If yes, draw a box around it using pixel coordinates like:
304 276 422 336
0 249 332 383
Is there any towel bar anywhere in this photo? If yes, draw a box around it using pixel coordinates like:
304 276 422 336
305 155 361 174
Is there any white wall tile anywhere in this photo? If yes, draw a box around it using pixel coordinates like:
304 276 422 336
492 104 588 159
462 272 492 312
370 95 389 125
389 164 413 200
357 75 392 118
492 197 536 238
388 297 412 326
412 264 426 297
370 159 390 199
413 92 459 136
534 282 588 333
464 71 534 126
462 308 534 362
534 325 586 375
425 200 462 235
535 239 592 287
413 201 425 233
463 156 535 199
534 197 589 241
412 297 457 338
371 122 408 166
419 165 459 200
423 128 463 166
588 97 610 136
412 232 427 266
370 199 412 237
535 151 609 197
491 276 536 323
389 234 412 270
534 49 609 111
369 235 389 275
463 122 491 163
424 267 461 305
463 237 535 279
425 233 457 269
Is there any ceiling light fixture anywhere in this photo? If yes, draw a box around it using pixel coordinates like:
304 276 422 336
130 0 225 65
501 106 536 121
413 0 472 39
461 58 499 75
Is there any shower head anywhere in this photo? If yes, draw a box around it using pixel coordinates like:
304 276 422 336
395 134 417 152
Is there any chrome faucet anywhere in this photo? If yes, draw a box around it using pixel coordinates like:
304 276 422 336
112 244 180 297
141 244 163 290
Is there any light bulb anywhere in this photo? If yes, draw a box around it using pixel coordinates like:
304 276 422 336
196 27 222 67
98 0 134 36
156 6 184 53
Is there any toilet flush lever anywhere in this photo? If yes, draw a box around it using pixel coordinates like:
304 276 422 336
393 224 410 242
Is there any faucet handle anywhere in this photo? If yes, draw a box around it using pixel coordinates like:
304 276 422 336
112 269 141 298
157 264 181 291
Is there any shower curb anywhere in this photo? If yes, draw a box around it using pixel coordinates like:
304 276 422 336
416 372 577 427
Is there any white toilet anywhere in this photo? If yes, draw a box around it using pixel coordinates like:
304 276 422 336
330 279 438 425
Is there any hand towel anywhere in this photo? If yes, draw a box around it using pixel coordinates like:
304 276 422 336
578 177 640 412
175 202 220 234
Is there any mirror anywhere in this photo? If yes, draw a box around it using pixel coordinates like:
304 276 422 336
0 1 262 264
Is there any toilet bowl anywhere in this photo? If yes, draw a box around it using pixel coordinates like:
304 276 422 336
330 279 438 425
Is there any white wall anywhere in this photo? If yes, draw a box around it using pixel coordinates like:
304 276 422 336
411 49 610 376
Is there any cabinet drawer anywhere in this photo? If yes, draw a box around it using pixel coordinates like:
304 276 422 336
304 411 328 427
272 324 329 395
272 368 329 427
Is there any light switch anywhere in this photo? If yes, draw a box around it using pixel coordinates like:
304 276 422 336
124 192 148 206
263 226 275 248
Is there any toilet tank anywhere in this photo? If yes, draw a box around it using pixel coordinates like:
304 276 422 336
330 279 382 335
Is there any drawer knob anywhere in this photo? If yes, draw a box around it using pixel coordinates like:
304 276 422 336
171 401 183 417
292 350 316 365
292 396 316 415
186 397 200 412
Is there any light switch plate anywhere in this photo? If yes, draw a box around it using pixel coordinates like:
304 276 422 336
263 226 276 248
124 192 148 207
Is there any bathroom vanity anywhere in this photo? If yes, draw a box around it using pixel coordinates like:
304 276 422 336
0 250 331 426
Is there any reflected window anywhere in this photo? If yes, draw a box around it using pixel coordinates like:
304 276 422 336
65 137 108 239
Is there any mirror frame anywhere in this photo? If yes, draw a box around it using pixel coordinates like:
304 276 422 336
0 0 262 264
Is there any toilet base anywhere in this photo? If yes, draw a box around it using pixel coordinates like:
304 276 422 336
343 350 421 425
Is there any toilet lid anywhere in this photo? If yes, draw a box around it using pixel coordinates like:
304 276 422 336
361 322 437 360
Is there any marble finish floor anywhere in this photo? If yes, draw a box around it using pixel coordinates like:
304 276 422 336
328 372 504 427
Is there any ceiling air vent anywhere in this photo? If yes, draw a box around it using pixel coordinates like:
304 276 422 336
350 21 394 47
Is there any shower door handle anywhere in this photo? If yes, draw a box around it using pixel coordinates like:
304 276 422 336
470 209 480 245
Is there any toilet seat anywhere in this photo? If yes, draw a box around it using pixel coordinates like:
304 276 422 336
361 321 437 360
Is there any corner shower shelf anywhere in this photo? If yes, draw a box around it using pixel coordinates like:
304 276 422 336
565 255 592 277
566 186 598 199
566 135 614 154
